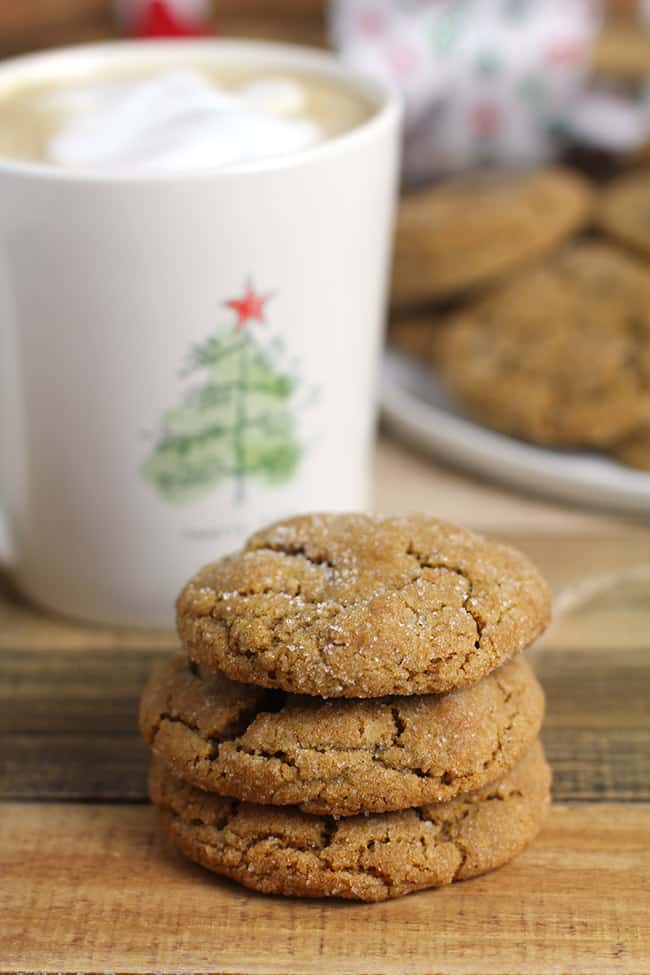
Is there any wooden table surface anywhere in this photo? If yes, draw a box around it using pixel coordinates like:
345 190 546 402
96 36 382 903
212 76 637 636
2 435 650 975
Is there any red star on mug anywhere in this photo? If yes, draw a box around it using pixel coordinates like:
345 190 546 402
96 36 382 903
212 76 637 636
225 282 272 329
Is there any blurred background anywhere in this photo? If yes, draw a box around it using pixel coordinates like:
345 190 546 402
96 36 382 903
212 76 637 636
2 0 650 516
2 10 649 964
0 1 647 68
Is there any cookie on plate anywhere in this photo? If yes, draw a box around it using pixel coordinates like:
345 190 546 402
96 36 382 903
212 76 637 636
391 167 592 307
149 740 551 902
436 242 650 447
610 427 650 471
388 316 439 363
140 654 545 816
177 513 550 699
596 169 650 260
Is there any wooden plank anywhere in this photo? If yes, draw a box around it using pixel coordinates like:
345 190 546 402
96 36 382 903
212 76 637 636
0 733 149 801
2 646 648 802
1 801 648 975
0 647 156 801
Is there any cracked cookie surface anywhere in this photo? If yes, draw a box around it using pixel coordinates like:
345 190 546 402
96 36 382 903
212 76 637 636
437 242 650 448
149 740 550 902
176 513 550 698
391 166 591 306
140 655 544 815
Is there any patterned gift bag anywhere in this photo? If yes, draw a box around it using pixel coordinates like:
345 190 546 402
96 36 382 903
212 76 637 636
331 0 647 183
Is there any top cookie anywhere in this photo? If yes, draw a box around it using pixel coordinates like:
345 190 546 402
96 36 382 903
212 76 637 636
596 169 650 260
437 242 650 447
391 167 591 307
177 513 550 698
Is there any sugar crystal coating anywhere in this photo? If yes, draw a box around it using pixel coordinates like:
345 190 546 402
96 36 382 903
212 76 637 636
140 654 545 815
177 513 551 698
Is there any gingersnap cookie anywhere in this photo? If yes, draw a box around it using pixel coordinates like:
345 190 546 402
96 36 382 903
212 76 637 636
177 513 550 699
596 169 650 261
437 242 650 447
391 167 591 307
140 654 544 816
149 740 551 902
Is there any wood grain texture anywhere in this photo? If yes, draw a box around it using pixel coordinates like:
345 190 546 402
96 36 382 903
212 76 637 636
2 801 648 975
2 644 649 803
1 459 649 973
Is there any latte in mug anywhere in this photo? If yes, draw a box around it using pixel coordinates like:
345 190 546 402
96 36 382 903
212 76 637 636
0 40 400 627
0 62 373 172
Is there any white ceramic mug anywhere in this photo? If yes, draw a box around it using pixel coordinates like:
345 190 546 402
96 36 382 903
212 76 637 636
0 40 400 627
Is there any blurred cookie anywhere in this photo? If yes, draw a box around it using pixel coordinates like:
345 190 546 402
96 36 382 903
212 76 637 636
611 427 650 471
388 316 438 363
177 513 550 699
596 168 650 259
391 167 592 307
140 654 545 816
593 23 650 84
437 242 650 447
149 740 551 902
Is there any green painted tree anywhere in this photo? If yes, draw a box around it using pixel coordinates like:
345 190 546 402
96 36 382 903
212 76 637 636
143 284 301 503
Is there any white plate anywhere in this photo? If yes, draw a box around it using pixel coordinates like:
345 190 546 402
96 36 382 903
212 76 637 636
381 349 650 518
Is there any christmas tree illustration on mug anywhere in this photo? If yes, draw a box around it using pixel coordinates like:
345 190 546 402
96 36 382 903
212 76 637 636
143 281 309 504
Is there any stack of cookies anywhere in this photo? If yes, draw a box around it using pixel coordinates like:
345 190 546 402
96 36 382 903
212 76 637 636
140 513 552 902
